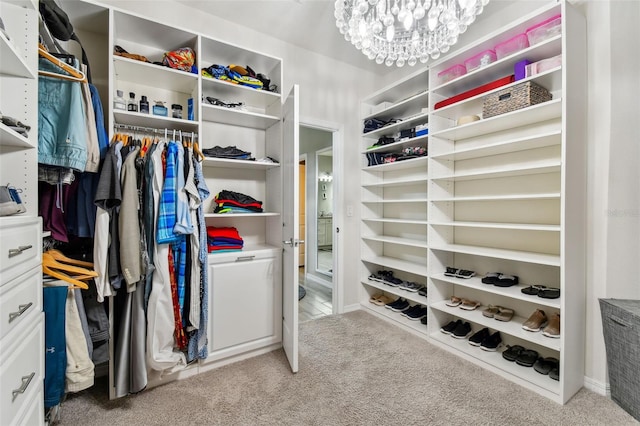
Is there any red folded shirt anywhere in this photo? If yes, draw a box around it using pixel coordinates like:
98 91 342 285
435 75 515 110
207 226 242 240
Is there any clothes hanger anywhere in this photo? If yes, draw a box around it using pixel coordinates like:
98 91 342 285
44 249 94 268
42 264 89 290
38 43 87 83
42 252 98 277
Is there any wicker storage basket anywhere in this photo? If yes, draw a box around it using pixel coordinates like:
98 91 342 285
599 299 640 421
482 81 552 118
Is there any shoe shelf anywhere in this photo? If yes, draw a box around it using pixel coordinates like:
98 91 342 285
430 193 561 202
113 110 199 132
430 130 561 162
201 157 280 170
363 156 429 172
362 177 427 188
362 66 429 114
363 135 428 155
361 235 428 249
362 198 429 204
362 112 430 139
362 217 429 225
430 244 560 267
430 221 560 232
0 122 33 148
360 301 428 337
362 255 428 277
362 90 429 122
430 162 561 182
202 77 281 110
431 99 562 142
201 104 279 130
431 300 560 351
429 332 560 396
0 31 34 79
113 56 198 94
362 280 428 306
431 273 561 310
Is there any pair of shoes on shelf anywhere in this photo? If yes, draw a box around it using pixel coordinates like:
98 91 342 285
385 297 409 312
482 305 514 322
468 328 502 351
398 281 421 292
533 357 559 379
523 310 560 337
418 286 428 297
0 185 26 216
369 293 394 306
502 345 539 367
481 272 519 287
446 296 481 311
401 304 427 320
521 285 560 299
444 267 476 279
441 319 472 338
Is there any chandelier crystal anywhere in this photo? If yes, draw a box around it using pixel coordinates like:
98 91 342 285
335 0 490 67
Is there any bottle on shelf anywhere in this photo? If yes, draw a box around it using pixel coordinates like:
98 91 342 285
171 103 183 119
114 90 126 110
153 101 167 117
127 92 138 112
139 95 149 114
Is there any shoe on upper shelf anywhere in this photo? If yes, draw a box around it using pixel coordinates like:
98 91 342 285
542 313 560 338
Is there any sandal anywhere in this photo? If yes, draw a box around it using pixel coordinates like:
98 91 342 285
494 307 514 322
481 272 501 284
534 357 559 375
494 274 519 287
455 269 476 279
369 293 384 304
371 294 394 306
445 296 462 307
538 287 560 299
521 285 546 295
482 305 501 318
444 266 459 277
516 349 539 367
502 345 525 362
459 298 481 311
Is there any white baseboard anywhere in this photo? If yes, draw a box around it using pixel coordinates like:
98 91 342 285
342 303 361 313
584 376 610 397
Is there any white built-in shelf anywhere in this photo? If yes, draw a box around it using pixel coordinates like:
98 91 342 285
431 99 562 141
362 90 429 122
362 177 427 188
431 300 561 351
201 104 279 130
0 123 34 148
429 332 560 395
201 157 280 170
362 198 429 204
363 156 429 171
432 67 562 121
202 77 281 109
361 301 428 336
429 221 560 232
362 255 428 276
362 235 428 248
207 243 280 257
363 134 428 154
362 279 428 305
0 32 34 79
430 162 561 182
431 35 562 96
430 193 561 202
430 130 562 161
430 243 560 267
113 56 198 93
362 112 429 138
113 110 199 132
204 212 280 218
430 273 561 310
363 67 429 110
362 218 429 225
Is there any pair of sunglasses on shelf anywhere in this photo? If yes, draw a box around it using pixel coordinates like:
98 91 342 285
205 96 244 109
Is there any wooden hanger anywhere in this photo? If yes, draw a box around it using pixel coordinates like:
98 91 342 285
38 44 87 83
42 264 89 290
42 252 98 277
44 249 94 268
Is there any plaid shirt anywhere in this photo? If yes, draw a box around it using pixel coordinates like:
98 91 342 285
157 141 180 244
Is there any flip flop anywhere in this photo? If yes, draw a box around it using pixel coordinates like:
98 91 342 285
494 307 514 321
372 294 394 306
459 298 481 311
516 349 539 367
445 296 462 307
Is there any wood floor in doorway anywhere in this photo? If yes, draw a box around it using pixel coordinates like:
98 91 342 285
299 270 332 322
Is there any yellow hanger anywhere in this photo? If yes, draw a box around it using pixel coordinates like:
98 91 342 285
42 264 89 290
38 44 87 83
42 252 98 277
44 249 94 268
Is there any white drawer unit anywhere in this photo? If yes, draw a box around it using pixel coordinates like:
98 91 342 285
0 267 41 341
0 316 44 424
206 248 282 360
0 217 41 285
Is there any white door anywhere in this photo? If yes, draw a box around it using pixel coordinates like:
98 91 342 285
282 85 300 373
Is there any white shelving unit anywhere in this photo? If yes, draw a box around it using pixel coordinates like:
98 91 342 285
359 1 586 405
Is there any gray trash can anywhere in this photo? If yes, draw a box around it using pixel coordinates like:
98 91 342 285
599 299 640 421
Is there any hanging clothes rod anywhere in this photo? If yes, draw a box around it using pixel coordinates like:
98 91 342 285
113 123 198 138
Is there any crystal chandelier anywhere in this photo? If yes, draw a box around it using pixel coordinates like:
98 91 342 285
335 0 490 67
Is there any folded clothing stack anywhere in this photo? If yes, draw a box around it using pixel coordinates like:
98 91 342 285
202 145 253 160
213 189 263 214
207 226 244 252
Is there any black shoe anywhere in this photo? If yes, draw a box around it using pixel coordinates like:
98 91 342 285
480 331 502 351
420 315 428 325
440 319 462 335
481 272 501 284
400 304 419 317
444 267 459 277
384 298 403 310
418 286 428 297
389 299 410 312
452 321 472 339
468 327 490 346
406 306 428 321
502 345 525 362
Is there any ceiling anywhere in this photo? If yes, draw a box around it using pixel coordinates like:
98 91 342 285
178 0 507 76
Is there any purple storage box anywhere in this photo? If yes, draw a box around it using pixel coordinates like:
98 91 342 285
495 33 529 60
464 49 497 72
514 59 531 81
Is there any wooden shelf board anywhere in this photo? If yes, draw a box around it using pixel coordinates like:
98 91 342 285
113 110 199 132
362 177 427 188
113 56 198 93
430 243 560 266
202 76 281 109
362 112 429 138
362 199 429 204
363 134 428 154
362 218 429 225
430 193 561 202
201 104 279 130
430 163 561 182
361 255 428 276
362 280 428 306
429 221 560 232
0 123 34 148
363 156 428 171
204 212 280 218
362 235 428 249
201 157 280 170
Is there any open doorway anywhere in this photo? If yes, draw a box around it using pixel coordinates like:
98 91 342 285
298 124 340 322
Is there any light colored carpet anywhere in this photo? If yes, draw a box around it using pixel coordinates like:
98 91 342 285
58 310 637 425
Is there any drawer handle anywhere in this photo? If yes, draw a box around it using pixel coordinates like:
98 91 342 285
8 245 33 258
8 302 33 323
12 372 35 402
235 255 256 262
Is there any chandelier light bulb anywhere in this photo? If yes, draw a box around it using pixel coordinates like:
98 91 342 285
335 0 488 66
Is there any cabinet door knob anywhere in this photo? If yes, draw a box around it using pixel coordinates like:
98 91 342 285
12 372 35 402
8 302 33 323
8 245 33 258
